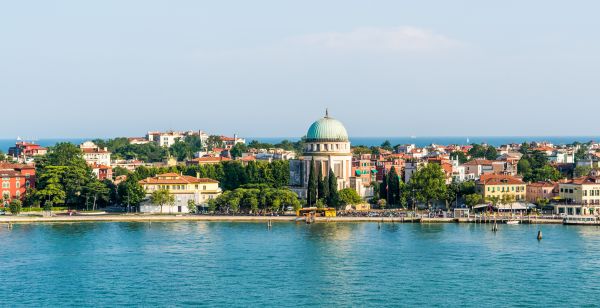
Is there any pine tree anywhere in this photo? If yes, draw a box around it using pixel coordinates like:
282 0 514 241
307 159 317 206
327 168 339 209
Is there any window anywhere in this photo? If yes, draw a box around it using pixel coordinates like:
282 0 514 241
15 181 20 188
2 182 9 189
203 185 206 190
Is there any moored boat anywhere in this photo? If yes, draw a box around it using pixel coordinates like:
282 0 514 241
506 220 520 225
563 215 599 225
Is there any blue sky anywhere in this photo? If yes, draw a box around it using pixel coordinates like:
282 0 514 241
1 1 599 138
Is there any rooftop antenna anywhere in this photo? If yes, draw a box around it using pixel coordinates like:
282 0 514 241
325 108 329 118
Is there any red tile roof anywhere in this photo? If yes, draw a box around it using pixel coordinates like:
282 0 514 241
477 174 524 185
139 173 218 185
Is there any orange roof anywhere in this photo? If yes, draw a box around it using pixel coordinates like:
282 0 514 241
189 157 231 162
139 173 218 185
478 174 524 185
464 159 494 166
0 162 35 170
82 148 110 154
567 176 600 185
527 181 555 188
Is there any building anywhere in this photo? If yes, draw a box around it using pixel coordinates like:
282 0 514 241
186 156 232 166
526 182 557 203
463 159 517 179
559 176 600 206
91 164 113 181
404 160 427 183
80 141 111 167
127 137 150 145
139 173 221 213
0 163 36 204
475 174 526 201
8 141 47 162
146 131 185 147
290 110 356 198
220 135 246 150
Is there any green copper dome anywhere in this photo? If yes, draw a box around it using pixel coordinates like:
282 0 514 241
306 113 349 142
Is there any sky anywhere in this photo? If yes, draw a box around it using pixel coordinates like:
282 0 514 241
1 0 600 139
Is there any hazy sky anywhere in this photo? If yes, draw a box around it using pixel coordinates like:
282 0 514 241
1 1 599 139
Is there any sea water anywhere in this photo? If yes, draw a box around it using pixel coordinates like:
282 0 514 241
1 222 599 307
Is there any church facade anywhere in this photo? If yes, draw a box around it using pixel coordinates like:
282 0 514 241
290 111 369 199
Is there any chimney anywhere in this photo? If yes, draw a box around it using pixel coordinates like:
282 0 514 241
196 172 200 179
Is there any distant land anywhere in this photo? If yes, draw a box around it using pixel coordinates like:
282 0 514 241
2 136 600 152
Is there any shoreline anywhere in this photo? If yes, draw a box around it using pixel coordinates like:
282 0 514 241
0 214 564 224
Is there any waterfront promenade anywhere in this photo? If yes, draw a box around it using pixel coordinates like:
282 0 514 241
0 214 563 224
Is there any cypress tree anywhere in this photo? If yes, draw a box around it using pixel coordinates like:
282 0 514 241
307 159 317 206
387 166 400 206
327 168 339 209
380 172 388 200
317 163 326 200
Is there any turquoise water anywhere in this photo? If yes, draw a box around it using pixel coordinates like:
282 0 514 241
1 222 599 307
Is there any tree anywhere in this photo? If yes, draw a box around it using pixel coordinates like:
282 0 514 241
517 159 532 177
377 199 387 209
188 199 197 214
315 198 325 209
528 165 562 182
117 177 146 211
307 159 317 206
500 194 516 213
338 188 362 207
317 165 328 201
35 168 67 207
8 199 22 215
486 195 500 212
575 145 589 161
408 164 447 209
169 142 193 161
465 193 482 210
84 180 109 211
380 140 393 151
484 147 498 160
206 135 224 151
451 151 468 164
150 189 175 213
574 166 592 178
44 142 89 169
230 143 248 159
379 173 388 201
327 169 340 209
386 167 400 206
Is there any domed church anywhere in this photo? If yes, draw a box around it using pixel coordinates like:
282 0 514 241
290 110 362 199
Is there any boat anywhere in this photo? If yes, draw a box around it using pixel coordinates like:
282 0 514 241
563 215 599 225
506 220 520 225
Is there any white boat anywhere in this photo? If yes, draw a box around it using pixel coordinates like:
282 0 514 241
563 215 599 225
506 220 520 225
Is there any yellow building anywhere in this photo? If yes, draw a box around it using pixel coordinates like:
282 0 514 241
139 173 221 213
476 174 526 201
556 176 600 215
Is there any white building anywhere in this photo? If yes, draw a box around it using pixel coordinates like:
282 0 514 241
146 131 185 148
290 110 356 199
79 141 111 166
139 173 221 213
